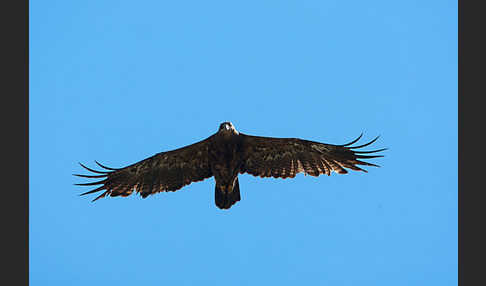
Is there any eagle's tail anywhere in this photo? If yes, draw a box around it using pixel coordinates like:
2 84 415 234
215 177 241 210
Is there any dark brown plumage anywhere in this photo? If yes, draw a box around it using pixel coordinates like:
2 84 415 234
75 122 386 209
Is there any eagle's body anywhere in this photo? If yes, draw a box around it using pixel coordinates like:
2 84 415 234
75 122 385 209
208 128 244 209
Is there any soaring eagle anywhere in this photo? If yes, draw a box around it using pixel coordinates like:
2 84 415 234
75 122 386 209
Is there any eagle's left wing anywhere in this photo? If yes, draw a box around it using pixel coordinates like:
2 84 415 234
239 133 385 178
74 137 213 201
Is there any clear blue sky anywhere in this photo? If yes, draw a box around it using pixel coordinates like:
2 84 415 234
30 1 457 285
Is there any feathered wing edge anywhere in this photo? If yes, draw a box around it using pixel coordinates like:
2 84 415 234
73 161 119 201
327 133 387 172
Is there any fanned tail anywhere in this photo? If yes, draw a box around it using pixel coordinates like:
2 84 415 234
215 177 241 210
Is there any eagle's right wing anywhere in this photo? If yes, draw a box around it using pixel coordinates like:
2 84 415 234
74 137 214 201
239 133 386 178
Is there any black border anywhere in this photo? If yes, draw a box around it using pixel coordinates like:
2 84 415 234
459 0 482 285
3 0 28 285
3 1 466 285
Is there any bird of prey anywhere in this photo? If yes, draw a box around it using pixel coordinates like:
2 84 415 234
75 122 386 209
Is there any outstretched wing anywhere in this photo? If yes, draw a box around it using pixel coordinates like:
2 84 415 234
239 133 386 178
74 137 213 201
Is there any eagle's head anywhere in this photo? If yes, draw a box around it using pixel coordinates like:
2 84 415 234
218 122 239 135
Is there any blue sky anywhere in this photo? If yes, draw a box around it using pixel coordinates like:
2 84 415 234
30 0 457 285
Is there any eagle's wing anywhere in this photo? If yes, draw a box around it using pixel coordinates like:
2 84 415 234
239 133 386 178
74 137 213 201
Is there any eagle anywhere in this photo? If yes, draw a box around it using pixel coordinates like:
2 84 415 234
75 122 386 209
